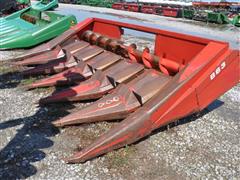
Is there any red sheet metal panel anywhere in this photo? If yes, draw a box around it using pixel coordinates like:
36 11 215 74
92 22 122 39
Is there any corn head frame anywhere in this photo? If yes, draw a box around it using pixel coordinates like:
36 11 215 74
13 18 240 163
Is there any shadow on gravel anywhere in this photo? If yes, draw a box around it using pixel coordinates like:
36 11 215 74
0 72 22 89
0 70 76 179
0 103 75 179
0 63 38 90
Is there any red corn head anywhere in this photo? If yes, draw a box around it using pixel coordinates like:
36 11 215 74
39 60 144 104
10 18 238 164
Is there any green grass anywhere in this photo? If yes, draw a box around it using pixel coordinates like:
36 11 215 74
20 77 37 86
34 86 55 94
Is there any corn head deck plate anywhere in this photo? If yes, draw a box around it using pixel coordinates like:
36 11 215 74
12 18 240 163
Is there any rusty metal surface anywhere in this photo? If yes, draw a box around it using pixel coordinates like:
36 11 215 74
10 29 77 62
21 45 105 76
73 45 104 61
52 84 140 127
39 60 144 104
88 51 122 71
14 40 89 67
39 70 113 104
52 69 172 127
62 40 90 54
13 46 65 66
21 53 76 76
25 66 86 90
128 70 171 105
105 60 144 86
25 52 123 89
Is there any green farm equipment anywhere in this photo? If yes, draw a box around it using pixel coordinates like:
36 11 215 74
59 0 116 8
183 8 230 25
207 11 229 24
32 0 59 11
183 8 195 19
92 0 115 8
231 14 240 26
1 0 59 16
0 8 77 49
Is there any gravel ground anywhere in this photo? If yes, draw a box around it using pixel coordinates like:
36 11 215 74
0 3 239 180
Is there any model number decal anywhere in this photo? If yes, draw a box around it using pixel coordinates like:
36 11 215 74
98 96 120 108
210 61 226 80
